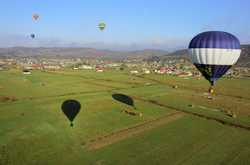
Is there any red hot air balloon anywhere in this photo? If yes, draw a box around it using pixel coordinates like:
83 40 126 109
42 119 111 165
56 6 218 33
32 14 39 21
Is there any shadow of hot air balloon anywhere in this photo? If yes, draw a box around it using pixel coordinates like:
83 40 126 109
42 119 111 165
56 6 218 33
61 100 81 127
112 93 136 109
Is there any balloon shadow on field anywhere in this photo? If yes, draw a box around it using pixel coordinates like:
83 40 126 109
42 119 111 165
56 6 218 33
61 99 81 127
112 93 136 109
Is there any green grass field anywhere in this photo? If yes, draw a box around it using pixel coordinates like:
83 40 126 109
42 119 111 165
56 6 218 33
0 69 250 165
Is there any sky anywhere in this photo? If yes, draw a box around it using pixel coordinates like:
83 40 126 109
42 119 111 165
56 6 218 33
0 0 249 50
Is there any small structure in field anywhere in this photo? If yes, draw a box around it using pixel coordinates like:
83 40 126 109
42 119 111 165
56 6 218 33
40 82 45 86
207 95 213 100
173 85 178 89
155 67 167 74
23 69 31 75
177 71 193 78
142 68 150 74
96 66 104 72
121 109 142 117
130 70 139 74
0 96 18 102
225 111 237 118
188 104 194 108
232 113 237 118
96 68 104 72
79 65 93 70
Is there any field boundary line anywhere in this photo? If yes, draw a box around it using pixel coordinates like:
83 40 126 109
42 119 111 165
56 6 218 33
86 112 185 151
45 71 143 86
134 75 250 101
133 96 250 131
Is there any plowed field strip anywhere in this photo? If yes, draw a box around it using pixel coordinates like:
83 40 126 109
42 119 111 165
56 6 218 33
133 96 250 131
87 112 185 151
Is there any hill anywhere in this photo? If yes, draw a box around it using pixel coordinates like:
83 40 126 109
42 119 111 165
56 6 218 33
0 47 167 60
237 45 250 67
160 45 250 67
1 46 249 67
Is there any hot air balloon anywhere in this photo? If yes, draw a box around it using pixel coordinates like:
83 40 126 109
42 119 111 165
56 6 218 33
30 34 35 39
98 22 106 31
61 100 81 127
32 14 39 21
188 31 241 94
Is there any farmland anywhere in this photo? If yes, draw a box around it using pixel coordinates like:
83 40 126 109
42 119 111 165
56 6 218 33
0 69 250 165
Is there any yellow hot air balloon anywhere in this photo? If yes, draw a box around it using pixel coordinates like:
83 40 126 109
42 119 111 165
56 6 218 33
98 22 106 31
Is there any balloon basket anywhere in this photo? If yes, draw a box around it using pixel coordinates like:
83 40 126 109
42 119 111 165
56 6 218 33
208 86 214 95
206 86 215 100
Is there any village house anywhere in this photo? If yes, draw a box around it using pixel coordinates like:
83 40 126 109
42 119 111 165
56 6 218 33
96 66 104 72
43 64 61 70
130 70 139 74
79 65 93 70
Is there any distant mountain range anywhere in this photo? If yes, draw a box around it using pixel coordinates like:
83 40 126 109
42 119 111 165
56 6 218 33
160 45 250 67
0 45 249 67
238 45 250 67
0 47 168 60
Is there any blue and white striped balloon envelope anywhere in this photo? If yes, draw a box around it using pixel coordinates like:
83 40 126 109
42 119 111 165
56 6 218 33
188 31 241 88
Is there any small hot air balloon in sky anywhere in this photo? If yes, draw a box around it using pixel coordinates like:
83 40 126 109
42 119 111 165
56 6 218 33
112 93 136 109
61 100 81 127
98 21 106 31
188 31 241 94
32 13 39 21
30 33 35 39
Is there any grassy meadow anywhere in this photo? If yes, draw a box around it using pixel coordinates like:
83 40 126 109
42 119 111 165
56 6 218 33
0 69 250 165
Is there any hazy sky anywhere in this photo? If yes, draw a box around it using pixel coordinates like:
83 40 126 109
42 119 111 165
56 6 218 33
0 0 249 50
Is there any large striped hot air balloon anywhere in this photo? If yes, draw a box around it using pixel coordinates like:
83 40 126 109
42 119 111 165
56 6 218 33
188 31 241 93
